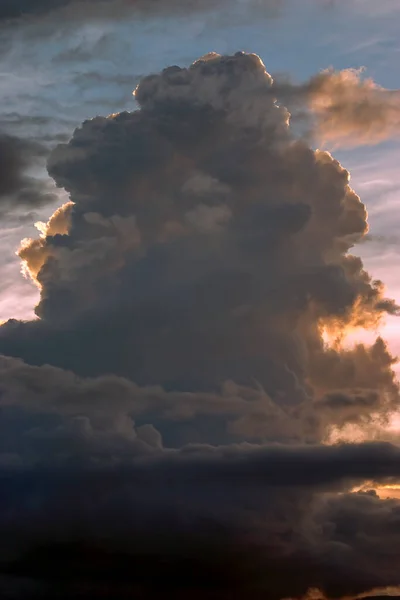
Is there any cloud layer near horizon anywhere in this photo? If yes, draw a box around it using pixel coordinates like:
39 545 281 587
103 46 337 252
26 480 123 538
1 51 400 599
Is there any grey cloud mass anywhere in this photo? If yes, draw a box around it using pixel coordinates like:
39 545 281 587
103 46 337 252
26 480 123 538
0 51 400 599
0 133 57 211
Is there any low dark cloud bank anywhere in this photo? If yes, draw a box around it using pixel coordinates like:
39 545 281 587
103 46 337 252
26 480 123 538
1 52 400 598
2 445 400 599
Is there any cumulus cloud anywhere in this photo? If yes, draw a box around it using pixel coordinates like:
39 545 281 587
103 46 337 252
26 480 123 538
2 53 396 386
0 51 400 598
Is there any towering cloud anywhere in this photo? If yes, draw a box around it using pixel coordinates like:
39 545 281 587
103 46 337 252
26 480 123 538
0 52 399 599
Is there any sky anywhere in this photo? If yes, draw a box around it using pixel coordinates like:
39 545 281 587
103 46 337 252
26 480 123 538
1 0 400 598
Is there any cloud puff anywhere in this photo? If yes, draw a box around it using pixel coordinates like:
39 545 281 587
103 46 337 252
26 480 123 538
273 68 400 147
0 52 400 599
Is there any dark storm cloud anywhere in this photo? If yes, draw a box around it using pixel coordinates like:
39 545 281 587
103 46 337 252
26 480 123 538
0 52 400 599
0 133 57 211
8 359 400 598
1 446 400 599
